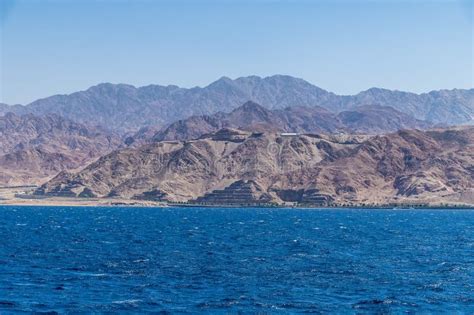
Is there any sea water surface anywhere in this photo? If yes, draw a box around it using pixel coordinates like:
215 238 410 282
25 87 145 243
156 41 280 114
0 206 473 313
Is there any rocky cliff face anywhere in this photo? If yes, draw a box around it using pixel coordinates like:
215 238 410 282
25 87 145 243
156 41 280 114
0 113 122 185
36 127 474 206
136 102 432 143
2 75 472 132
272 127 474 205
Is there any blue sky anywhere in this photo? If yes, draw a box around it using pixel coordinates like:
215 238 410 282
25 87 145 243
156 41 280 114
0 0 472 104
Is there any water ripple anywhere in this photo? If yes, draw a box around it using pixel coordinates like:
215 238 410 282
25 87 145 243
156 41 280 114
0 206 473 312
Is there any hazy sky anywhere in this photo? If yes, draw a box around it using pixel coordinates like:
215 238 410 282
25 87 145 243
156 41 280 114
0 0 472 104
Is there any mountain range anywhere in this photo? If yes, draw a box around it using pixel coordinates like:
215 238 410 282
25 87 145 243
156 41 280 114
0 101 434 187
0 102 432 185
1 75 472 132
0 75 472 206
36 127 474 206
132 101 432 144
0 113 121 185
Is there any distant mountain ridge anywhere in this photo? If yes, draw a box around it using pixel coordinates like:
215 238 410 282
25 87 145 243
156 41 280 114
1 75 472 132
134 101 432 143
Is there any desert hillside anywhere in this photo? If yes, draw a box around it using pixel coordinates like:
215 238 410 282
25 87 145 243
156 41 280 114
0 113 122 185
36 127 474 206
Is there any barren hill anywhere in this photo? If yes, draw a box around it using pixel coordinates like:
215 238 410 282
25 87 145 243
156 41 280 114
0 113 122 185
36 127 474 206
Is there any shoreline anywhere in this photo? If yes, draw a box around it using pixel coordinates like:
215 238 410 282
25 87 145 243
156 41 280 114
1 197 473 210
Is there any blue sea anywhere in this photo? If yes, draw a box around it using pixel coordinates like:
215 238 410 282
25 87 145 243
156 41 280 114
1 206 473 313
